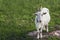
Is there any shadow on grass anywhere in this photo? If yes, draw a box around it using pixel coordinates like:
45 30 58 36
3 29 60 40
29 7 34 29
0 29 34 40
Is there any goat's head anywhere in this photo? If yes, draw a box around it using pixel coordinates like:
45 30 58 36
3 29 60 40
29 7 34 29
35 7 49 23
35 11 43 23
41 8 49 15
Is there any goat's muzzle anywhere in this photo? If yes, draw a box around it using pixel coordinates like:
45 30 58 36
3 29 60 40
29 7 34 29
37 20 42 23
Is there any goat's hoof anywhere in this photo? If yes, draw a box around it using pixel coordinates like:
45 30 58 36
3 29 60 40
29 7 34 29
47 31 48 32
40 37 42 38
37 36 39 39
47 31 48 33
40 36 42 38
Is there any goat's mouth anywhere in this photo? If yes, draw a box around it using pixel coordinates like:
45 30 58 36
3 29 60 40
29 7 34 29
39 20 41 23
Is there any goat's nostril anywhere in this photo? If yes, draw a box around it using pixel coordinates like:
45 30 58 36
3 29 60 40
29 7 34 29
40 20 41 23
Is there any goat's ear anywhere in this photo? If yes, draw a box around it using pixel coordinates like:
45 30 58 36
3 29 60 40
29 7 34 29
35 13 37 16
33 13 37 16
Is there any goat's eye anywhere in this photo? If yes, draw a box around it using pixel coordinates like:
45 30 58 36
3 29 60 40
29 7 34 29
43 13 46 15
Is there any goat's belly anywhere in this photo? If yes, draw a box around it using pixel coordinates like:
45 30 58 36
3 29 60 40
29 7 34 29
43 17 50 24
43 16 50 22
43 20 49 25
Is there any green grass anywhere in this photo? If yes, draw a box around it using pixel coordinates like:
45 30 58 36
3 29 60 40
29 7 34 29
0 0 60 40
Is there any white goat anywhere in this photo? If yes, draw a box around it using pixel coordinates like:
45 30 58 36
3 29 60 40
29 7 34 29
35 7 50 39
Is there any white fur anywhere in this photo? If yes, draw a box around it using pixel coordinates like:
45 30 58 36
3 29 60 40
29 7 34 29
35 7 50 39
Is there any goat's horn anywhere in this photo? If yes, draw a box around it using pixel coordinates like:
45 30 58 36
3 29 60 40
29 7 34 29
37 8 40 11
40 6 42 11
41 6 42 9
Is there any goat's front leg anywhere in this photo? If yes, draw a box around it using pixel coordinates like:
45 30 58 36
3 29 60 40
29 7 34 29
37 29 39 39
40 27 43 38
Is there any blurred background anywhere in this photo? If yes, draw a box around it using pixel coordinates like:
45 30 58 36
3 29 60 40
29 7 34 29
0 0 60 40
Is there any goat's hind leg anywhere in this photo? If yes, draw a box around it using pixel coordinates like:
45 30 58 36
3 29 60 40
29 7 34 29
45 24 48 32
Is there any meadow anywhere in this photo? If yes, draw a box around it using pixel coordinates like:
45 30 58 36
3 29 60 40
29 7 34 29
0 0 60 40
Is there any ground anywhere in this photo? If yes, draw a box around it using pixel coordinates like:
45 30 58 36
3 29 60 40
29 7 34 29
0 0 60 40
27 25 60 40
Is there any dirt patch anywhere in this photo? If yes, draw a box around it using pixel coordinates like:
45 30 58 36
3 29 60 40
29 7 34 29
27 25 60 39
27 30 60 39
